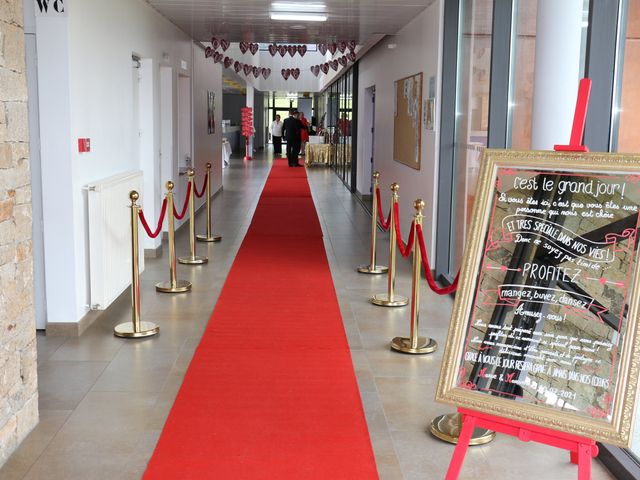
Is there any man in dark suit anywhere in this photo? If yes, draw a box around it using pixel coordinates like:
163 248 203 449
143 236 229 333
282 109 302 167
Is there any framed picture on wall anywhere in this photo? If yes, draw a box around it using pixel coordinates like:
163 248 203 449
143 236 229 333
393 72 423 170
207 91 215 135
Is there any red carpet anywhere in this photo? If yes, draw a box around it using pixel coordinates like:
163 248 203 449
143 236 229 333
144 159 378 479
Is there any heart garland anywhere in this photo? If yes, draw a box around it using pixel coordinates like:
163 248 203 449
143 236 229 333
311 65 320 77
338 56 348 67
347 52 357 62
348 40 357 51
317 40 357 56
310 54 353 76
252 66 260 78
243 64 252 76
268 44 277 56
220 39 230 51
298 45 307 57
278 45 287 57
262 67 271 79
213 52 224 64
287 45 297 57
318 43 328 55
291 68 300 80
281 68 291 80
330 60 339 71
211 37 220 50
320 63 329 74
205 47 213 58
224 57 233 68
234 61 242 73
249 43 259 55
338 41 347 54
239 41 249 54
328 43 337 55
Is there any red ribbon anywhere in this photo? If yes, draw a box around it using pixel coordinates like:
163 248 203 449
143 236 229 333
138 198 168 238
393 202 414 258
375 187 391 231
173 182 192 220
416 224 459 295
194 173 208 198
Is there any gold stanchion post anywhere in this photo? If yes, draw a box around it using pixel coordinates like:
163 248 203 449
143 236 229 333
114 191 160 338
179 168 208 265
196 163 222 243
357 171 388 274
430 412 495 446
156 181 192 293
371 183 409 307
391 200 437 354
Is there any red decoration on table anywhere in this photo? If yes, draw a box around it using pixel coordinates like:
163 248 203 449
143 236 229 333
241 107 253 160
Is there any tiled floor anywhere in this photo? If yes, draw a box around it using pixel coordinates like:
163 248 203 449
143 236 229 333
1 153 615 479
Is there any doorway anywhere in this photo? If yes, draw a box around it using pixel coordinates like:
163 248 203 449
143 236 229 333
363 86 376 195
177 74 192 170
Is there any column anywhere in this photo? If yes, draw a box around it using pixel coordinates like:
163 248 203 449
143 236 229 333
530 0 584 150
246 84 254 156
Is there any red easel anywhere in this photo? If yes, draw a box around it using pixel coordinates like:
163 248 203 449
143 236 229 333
445 78 599 480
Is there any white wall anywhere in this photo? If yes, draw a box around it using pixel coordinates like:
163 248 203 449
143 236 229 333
34 0 223 325
356 0 443 259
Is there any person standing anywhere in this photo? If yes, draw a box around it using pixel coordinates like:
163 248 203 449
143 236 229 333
299 112 309 157
270 114 283 156
282 109 302 167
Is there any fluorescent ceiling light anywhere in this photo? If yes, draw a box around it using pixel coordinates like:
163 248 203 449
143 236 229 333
270 12 327 21
271 2 326 12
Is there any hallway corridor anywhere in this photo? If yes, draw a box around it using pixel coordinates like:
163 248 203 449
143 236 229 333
0 154 615 479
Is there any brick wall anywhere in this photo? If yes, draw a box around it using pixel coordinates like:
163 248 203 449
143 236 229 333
0 0 38 466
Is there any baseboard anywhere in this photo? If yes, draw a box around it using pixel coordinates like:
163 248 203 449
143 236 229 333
144 244 163 258
45 309 102 337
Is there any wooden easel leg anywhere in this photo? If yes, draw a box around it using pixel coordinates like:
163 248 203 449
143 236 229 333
445 415 477 480
577 443 592 480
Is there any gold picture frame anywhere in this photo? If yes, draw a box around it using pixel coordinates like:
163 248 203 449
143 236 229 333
436 149 640 447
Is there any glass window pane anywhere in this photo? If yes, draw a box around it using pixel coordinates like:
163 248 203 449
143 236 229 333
616 0 640 154
451 0 493 274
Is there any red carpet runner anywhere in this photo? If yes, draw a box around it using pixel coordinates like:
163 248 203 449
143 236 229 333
144 160 378 479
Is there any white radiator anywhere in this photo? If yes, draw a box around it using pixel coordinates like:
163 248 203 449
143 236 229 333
87 170 144 310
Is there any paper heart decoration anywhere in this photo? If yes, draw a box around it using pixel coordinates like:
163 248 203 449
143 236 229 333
268 44 277 56
252 66 260 78
320 63 329 74
278 45 287 57
311 65 320 77
211 37 220 50
205 47 213 58
234 61 242 73
347 52 356 62
243 64 252 76
224 57 233 68
287 45 297 57
297 45 307 57
220 39 230 51
330 60 339 71
338 41 347 53
239 41 249 54
318 43 327 55
281 68 291 80
249 43 259 55
328 43 337 55
348 40 356 51
262 68 271 79
213 52 224 63
338 56 348 67
291 68 300 80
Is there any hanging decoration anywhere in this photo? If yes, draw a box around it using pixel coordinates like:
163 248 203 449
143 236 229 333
268 44 277 56
309 53 355 78
262 67 271 79
316 41 357 56
281 68 291 80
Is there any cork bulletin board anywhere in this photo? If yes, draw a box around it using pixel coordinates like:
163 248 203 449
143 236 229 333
393 73 423 170
436 149 640 446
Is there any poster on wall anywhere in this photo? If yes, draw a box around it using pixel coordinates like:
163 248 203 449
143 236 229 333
436 149 640 446
393 72 422 170
207 91 215 135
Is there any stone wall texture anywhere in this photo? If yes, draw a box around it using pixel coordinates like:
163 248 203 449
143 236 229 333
0 0 38 467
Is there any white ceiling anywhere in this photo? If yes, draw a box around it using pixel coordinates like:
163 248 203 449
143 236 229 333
146 0 437 44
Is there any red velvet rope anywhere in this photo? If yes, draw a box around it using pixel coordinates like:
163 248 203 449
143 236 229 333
393 202 414 258
138 198 168 239
173 182 192 220
375 187 391 231
194 173 208 198
416 224 459 295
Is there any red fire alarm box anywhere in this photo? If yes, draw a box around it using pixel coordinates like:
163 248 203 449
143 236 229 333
78 138 91 153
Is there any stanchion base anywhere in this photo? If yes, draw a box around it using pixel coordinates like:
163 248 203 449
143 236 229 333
196 234 222 243
178 256 208 265
357 264 389 274
114 321 159 339
244 156 253 161
429 413 496 446
391 336 437 354
371 293 409 307
155 280 192 293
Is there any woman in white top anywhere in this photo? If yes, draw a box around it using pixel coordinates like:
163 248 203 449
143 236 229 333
270 115 284 156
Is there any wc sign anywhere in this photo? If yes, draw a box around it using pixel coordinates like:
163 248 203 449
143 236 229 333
34 0 67 16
